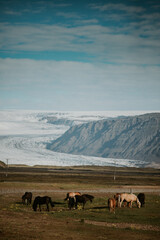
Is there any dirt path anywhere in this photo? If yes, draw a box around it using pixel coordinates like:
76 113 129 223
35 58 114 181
83 220 160 232
0 186 160 195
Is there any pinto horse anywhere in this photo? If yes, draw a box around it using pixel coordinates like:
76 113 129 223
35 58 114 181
64 192 81 201
108 198 116 213
33 196 54 212
118 193 141 208
22 192 32 205
75 194 94 209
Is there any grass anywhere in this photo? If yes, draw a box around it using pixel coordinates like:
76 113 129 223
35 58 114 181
0 165 160 239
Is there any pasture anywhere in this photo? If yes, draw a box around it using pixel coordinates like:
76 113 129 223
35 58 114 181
0 165 160 239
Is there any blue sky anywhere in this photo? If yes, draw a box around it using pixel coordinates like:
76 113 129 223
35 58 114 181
0 0 160 111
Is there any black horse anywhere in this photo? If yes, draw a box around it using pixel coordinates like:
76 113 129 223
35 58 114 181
33 196 54 211
68 197 75 210
22 192 32 205
75 194 94 209
137 193 145 207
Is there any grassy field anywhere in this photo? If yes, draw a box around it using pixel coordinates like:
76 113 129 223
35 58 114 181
0 165 160 239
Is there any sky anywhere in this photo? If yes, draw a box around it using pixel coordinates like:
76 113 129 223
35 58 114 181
0 0 160 111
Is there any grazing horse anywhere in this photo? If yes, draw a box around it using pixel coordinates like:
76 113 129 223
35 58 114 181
22 192 32 205
33 196 54 212
75 194 94 209
114 193 131 208
118 193 141 208
137 193 145 207
108 198 116 213
68 197 75 210
64 192 81 201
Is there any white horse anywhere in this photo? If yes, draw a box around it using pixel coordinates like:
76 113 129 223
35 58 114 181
118 193 141 208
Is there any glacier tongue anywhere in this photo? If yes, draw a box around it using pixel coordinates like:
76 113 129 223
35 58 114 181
0 110 156 167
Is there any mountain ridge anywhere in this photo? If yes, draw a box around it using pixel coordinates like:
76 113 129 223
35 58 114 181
48 113 160 165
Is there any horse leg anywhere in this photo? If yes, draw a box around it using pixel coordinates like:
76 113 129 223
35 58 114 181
130 201 133 208
46 203 49 211
118 195 121 208
120 200 123 208
39 204 41 211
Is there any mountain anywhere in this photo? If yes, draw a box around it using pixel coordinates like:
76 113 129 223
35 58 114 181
48 113 160 164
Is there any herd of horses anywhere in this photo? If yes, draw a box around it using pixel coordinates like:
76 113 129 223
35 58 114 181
22 191 145 213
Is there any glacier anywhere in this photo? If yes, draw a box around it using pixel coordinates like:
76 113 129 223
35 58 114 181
0 110 157 167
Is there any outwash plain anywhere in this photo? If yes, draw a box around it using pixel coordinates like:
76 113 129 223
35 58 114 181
0 162 160 240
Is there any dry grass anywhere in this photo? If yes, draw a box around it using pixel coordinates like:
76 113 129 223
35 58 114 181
0 165 160 240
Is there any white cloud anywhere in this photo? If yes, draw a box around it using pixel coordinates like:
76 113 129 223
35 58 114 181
0 58 159 110
0 21 160 65
89 3 145 14
0 58 159 89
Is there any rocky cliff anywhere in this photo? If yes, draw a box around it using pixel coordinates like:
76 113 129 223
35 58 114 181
48 113 160 163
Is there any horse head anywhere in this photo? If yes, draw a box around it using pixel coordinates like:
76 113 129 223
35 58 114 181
137 198 141 208
50 201 55 207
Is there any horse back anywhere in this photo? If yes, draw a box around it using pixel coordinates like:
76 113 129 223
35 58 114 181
121 193 137 202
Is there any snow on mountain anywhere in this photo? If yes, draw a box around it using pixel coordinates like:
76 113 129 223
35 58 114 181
0 110 159 167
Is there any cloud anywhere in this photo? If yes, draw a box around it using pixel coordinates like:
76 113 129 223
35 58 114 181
4 10 22 16
89 3 145 14
0 58 159 110
0 21 160 65
0 58 159 88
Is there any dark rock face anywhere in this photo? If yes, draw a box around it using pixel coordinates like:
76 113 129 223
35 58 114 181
48 113 160 163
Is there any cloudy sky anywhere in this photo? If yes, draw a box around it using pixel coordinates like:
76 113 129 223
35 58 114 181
0 0 160 111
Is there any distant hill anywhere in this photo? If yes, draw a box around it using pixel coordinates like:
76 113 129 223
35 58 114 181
48 113 160 165
0 161 7 168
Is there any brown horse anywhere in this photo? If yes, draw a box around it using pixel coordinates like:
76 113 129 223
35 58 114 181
64 192 81 201
108 198 116 213
75 194 94 209
22 192 32 205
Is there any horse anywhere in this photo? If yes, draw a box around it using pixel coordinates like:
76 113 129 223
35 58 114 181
114 193 131 208
108 198 116 213
32 196 54 212
137 193 145 207
22 192 32 205
64 192 81 201
68 197 75 210
75 194 94 209
118 193 141 208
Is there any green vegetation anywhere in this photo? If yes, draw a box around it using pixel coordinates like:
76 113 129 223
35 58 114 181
0 165 160 239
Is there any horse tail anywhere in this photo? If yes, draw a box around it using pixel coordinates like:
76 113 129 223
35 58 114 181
49 197 55 207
